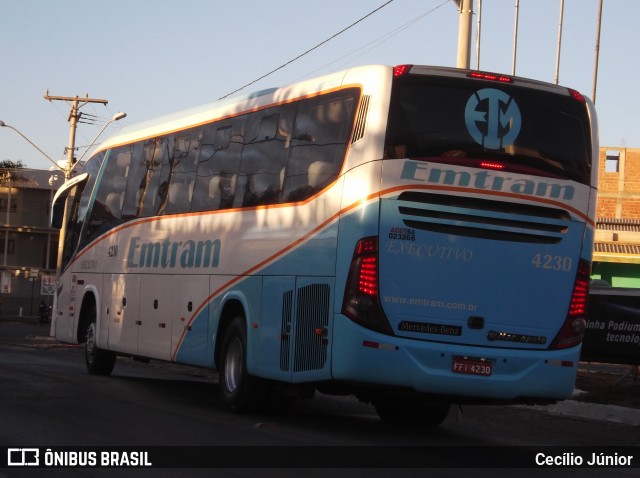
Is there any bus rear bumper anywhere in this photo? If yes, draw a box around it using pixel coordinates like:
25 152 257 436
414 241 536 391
331 315 580 402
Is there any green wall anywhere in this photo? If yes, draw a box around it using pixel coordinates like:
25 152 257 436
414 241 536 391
592 261 640 288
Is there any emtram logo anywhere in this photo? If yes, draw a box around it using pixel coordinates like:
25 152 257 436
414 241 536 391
7 448 39 466
465 88 522 149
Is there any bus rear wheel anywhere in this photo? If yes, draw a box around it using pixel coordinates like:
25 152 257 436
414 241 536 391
374 399 451 427
219 316 266 412
85 321 116 376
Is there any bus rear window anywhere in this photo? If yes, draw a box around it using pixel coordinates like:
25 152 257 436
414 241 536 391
385 76 592 185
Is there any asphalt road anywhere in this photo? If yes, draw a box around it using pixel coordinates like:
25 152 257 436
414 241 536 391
1 318 638 477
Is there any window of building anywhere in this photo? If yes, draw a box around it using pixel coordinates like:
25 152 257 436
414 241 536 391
605 150 620 173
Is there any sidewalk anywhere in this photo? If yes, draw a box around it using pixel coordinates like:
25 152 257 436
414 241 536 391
0 314 43 324
516 362 640 425
523 389 640 426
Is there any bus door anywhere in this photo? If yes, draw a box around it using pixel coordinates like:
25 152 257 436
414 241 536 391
104 273 140 355
138 275 173 360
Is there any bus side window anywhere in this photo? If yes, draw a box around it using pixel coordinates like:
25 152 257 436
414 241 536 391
60 185 84 270
74 153 105 251
121 142 144 219
191 118 244 212
282 90 357 202
105 151 131 218
138 137 172 217
240 106 294 207
164 128 201 215
85 146 133 243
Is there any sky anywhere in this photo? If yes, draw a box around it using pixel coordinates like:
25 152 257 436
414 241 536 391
0 0 637 171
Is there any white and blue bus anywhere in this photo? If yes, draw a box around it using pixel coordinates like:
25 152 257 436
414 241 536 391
51 64 598 425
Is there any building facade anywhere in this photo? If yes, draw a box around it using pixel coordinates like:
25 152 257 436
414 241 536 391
0 168 63 316
593 147 640 287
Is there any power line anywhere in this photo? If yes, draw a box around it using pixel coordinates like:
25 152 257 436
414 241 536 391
295 0 450 81
218 0 396 99
339 0 450 65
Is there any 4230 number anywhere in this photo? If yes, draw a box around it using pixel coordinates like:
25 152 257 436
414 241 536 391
531 253 572 272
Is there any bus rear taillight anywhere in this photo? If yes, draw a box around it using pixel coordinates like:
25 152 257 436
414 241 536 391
568 88 586 104
550 260 590 350
342 237 393 335
480 161 505 171
393 64 413 77
467 71 513 83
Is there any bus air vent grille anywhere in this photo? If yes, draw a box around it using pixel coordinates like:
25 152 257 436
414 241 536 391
293 284 330 372
397 192 571 244
351 95 370 144
279 290 293 372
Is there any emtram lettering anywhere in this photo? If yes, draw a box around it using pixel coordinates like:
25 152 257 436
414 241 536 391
401 160 575 200
127 236 221 269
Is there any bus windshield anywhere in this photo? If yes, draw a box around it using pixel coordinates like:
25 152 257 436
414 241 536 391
385 75 592 185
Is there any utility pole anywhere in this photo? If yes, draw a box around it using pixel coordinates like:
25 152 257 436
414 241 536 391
455 0 473 69
43 92 108 277
43 92 108 180
554 0 565 85
592 0 604 104
475 0 482 70
512 0 520 76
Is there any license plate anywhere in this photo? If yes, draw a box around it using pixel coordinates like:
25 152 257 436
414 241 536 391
452 356 492 376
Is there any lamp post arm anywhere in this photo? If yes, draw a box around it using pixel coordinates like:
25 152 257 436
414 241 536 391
0 122 64 172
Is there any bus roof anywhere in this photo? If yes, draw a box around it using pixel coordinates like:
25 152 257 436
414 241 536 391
95 66 362 155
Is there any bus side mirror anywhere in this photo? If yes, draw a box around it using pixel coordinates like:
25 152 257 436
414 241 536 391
50 172 89 229
51 200 64 229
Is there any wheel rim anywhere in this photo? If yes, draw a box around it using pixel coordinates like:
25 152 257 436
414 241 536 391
85 323 96 365
224 337 243 393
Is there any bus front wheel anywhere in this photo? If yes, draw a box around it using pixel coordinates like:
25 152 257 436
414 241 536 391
374 399 451 427
219 316 266 412
85 321 116 375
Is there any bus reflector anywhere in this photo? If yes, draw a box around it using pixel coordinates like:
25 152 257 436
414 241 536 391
393 64 413 77
550 260 590 349
467 71 513 83
362 340 396 351
342 237 393 335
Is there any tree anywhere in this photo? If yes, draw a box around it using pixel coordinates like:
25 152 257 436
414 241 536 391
0 160 28 186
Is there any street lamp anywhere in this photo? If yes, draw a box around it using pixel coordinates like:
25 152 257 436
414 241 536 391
74 111 127 166
0 120 64 172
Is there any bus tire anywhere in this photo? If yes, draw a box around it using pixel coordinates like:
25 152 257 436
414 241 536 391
219 316 266 412
374 399 451 427
85 320 116 376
